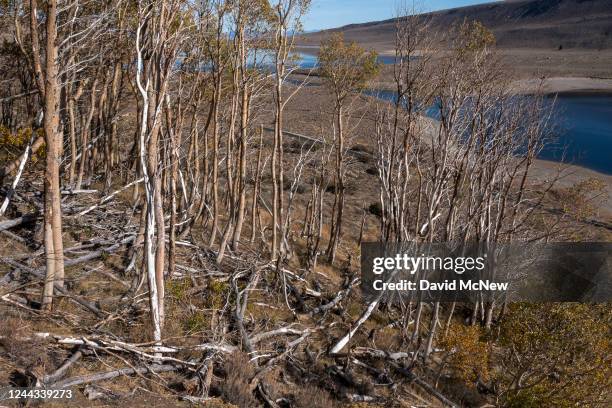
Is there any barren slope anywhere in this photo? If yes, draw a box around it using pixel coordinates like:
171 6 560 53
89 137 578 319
299 0 612 51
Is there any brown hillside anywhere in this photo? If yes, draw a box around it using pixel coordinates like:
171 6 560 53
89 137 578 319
299 0 612 51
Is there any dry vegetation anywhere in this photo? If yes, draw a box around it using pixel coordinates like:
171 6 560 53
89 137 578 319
0 1 610 407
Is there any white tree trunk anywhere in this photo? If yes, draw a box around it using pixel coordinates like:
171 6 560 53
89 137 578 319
135 22 161 345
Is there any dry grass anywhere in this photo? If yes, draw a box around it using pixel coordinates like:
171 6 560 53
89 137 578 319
218 352 258 408
292 383 337 408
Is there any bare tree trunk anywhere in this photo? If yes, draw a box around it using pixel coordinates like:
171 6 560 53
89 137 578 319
167 97 178 277
41 207 56 309
39 0 64 309
104 62 122 190
327 103 344 263
271 20 285 262
484 300 495 329
67 79 85 187
76 76 99 190
250 125 263 243
208 87 220 247
231 80 249 249
271 78 281 260
444 301 456 338
136 39 161 342
153 168 165 327
425 301 440 360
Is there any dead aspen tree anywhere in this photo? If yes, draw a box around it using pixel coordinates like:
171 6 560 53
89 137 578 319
304 141 332 272
318 33 379 263
11 0 114 308
75 73 99 190
27 0 66 309
217 0 270 263
370 16 555 359
250 125 265 243
200 0 231 249
269 0 310 261
230 0 271 251
66 77 86 187
134 0 185 342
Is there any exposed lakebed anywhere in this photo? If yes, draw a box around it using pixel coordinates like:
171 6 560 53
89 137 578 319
291 51 612 175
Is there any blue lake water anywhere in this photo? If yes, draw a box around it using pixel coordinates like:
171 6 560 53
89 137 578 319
541 94 612 175
292 52 397 69
363 90 612 175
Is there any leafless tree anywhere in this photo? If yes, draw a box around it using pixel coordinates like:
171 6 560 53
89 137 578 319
269 0 310 261
134 0 186 342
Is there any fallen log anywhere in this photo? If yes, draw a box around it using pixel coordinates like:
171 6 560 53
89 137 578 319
0 213 38 232
249 326 314 345
330 271 401 354
334 347 414 361
311 276 359 315
346 394 377 403
50 364 179 388
330 297 380 354
62 235 135 267
43 348 84 385
0 257 105 317
1 332 231 367
6 332 237 356
1 229 26 243
10 237 123 260
392 363 459 408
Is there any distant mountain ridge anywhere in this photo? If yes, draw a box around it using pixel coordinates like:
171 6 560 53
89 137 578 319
299 0 612 50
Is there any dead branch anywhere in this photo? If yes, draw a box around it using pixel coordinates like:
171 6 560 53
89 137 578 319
0 130 38 216
249 326 315 345
346 394 377 403
74 177 144 216
392 363 459 408
0 89 39 103
311 276 359 315
334 347 414 361
60 189 99 195
50 364 179 388
43 348 84 385
0 213 38 232
1 257 105 317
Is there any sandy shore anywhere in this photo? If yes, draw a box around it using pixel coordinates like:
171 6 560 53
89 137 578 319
512 77 612 94
530 159 612 217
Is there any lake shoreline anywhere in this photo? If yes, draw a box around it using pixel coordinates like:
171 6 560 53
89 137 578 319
294 46 612 95
368 77 612 96
290 77 612 178
512 77 612 95
530 158 612 217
